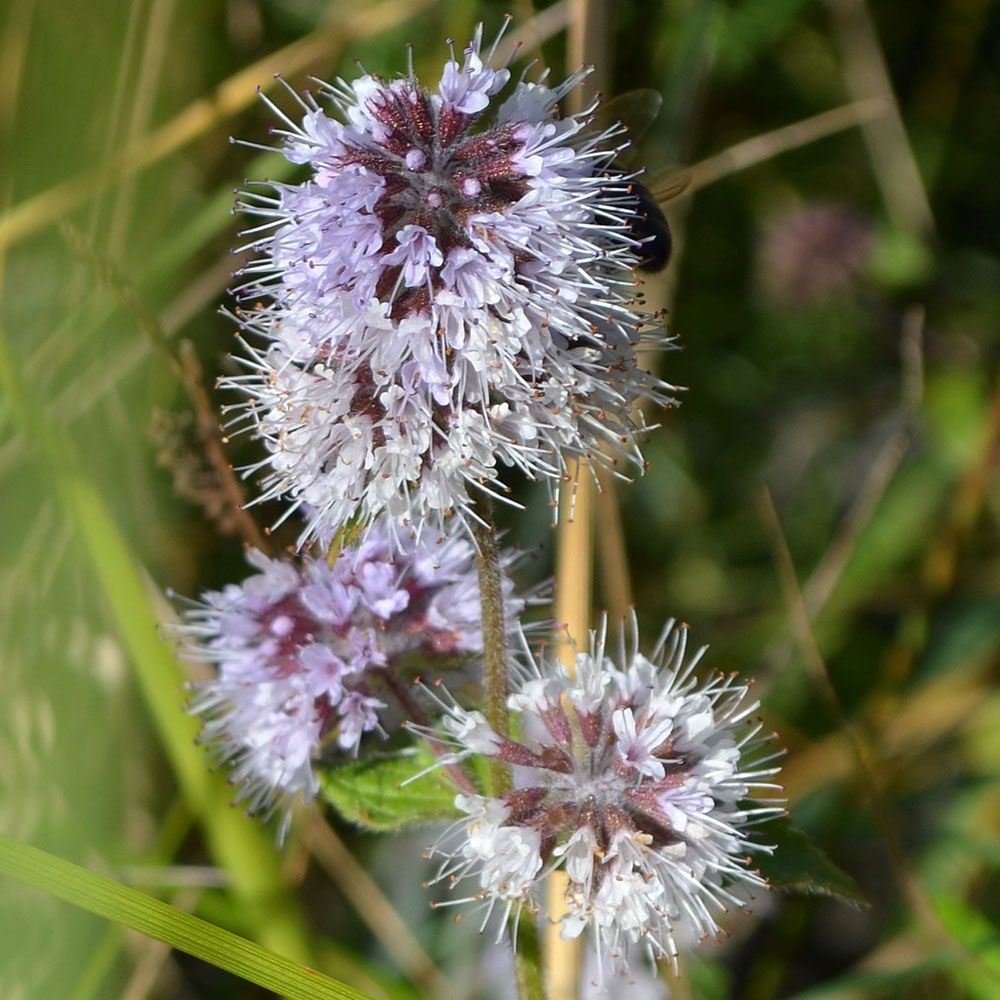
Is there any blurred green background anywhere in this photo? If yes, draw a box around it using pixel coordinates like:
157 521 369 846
2 0 1000 997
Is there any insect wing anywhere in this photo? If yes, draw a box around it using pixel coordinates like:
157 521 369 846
591 90 691 271
598 88 664 154
647 169 693 206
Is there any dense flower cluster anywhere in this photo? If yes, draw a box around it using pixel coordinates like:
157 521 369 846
226 24 674 546
419 617 782 973
175 522 525 836
162 19 790 989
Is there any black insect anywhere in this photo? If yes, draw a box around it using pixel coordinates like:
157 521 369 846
598 89 691 273
628 173 691 272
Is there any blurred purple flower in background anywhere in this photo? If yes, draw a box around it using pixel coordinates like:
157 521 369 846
757 201 874 309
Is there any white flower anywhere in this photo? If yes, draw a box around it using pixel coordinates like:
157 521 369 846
439 40 509 114
225 22 676 548
172 519 528 838
612 706 674 780
420 614 783 976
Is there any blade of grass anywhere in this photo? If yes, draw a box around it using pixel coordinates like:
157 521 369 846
0 324 312 963
823 0 935 236
69 796 198 1000
0 832 370 1000
686 97 892 194
0 0 434 253
120 886 202 1000
757 486 1000 986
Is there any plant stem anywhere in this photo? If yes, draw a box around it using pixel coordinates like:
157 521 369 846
300 812 449 997
472 496 511 796
514 914 546 1000
473 501 545 997
542 3 610 995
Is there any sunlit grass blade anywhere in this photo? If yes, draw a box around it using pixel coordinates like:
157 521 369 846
0 149 293 479
0 0 436 254
0 832 370 1000
0 326 311 962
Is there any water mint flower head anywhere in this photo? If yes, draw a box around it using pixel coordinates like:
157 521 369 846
226 22 675 547
173 519 527 839
418 616 783 976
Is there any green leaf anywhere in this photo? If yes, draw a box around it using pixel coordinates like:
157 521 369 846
319 749 462 831
0 832 370 1000
754 817 869 908
0 328 311 961
326 510 370 566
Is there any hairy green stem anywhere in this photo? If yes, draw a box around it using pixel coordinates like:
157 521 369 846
514 914 546 1000
472 497 511 796
473 501 544 997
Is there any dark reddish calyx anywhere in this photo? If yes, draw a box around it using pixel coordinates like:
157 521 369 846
341 82 533 318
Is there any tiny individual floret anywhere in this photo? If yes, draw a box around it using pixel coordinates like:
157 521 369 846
418 615 783 977
173 520 527 838
225 22 675 547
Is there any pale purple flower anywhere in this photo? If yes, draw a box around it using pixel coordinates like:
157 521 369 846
418 615 783 977
173 520 528 838
383 224 444 287
439 40 509 114
225 22 675 548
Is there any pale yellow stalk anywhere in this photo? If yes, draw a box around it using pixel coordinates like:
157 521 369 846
544 6 611 997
